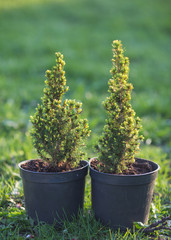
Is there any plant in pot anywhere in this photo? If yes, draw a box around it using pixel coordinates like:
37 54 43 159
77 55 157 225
89 40 160 229
19 52 91 224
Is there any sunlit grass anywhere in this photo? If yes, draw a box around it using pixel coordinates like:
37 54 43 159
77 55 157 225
0 0 66 10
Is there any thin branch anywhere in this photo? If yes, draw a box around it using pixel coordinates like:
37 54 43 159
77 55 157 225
140 216 171 235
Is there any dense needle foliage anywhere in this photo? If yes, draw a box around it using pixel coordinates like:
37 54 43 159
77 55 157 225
30 52 90 167
96 40 143 174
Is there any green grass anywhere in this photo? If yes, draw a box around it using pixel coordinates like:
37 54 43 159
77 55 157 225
0 0 171 239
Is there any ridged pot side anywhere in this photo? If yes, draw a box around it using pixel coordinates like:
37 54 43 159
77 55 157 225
19 160 88 224
89 158 159 229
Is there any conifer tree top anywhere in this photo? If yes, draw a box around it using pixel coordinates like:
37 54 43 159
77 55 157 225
95 40 143 174
30 52 90 167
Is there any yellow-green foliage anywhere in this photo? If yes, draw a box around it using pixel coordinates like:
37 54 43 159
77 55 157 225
96 40 143 174
30 52 90 167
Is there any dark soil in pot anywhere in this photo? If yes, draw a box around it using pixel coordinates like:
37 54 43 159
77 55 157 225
21 159 85 172
90 158 160 230
90 158 153 175
19 159 88 225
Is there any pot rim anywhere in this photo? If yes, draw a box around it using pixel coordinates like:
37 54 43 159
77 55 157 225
19 159 88 176
89 157 160 177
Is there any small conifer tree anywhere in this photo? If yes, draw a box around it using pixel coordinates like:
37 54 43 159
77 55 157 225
30 52 90 168
95 40 143 174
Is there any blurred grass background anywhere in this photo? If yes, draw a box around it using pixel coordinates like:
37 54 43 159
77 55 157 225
0 0 171 173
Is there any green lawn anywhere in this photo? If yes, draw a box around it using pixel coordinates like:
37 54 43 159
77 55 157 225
0 0 170 239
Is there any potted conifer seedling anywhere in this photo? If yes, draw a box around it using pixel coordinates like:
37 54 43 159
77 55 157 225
19 52 90 224
89 40 160 229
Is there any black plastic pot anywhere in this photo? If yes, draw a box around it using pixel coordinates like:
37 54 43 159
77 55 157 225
19 160 88 224
89 158 159 229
